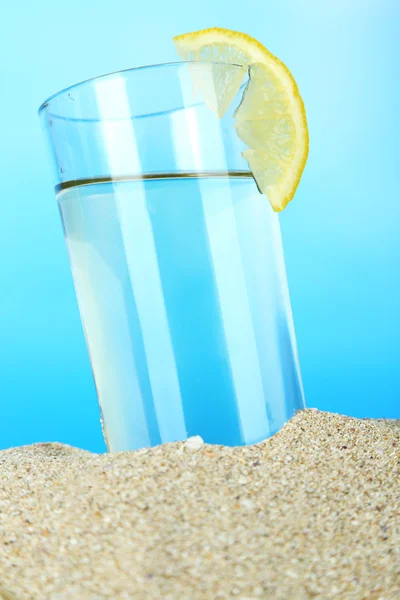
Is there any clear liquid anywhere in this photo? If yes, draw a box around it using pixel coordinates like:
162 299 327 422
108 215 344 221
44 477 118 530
58 173 304 452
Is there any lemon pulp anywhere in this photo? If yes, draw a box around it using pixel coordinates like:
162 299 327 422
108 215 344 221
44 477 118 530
174 27 309 212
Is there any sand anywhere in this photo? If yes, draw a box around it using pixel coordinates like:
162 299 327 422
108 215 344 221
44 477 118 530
0 409 399 599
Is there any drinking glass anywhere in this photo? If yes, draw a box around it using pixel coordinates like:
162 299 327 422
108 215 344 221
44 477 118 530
39 62 304 452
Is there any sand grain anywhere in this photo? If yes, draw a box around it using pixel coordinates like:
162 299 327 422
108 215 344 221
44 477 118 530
0 410 399 599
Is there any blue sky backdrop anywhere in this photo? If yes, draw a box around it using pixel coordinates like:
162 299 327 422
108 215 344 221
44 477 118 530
0 0 398 451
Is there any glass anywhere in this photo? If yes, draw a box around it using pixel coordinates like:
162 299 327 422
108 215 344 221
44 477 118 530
39 62 305 452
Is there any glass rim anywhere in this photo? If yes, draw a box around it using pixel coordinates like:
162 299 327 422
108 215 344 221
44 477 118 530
38 60 247 115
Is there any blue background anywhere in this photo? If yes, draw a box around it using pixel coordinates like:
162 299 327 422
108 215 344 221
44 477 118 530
0 0 398 452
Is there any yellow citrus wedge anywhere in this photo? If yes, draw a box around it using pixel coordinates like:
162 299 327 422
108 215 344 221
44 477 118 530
174 27 309 211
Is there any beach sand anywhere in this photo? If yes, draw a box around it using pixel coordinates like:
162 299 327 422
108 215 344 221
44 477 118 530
0 409 399 599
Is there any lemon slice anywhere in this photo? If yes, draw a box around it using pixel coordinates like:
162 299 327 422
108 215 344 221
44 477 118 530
174 27 309 211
